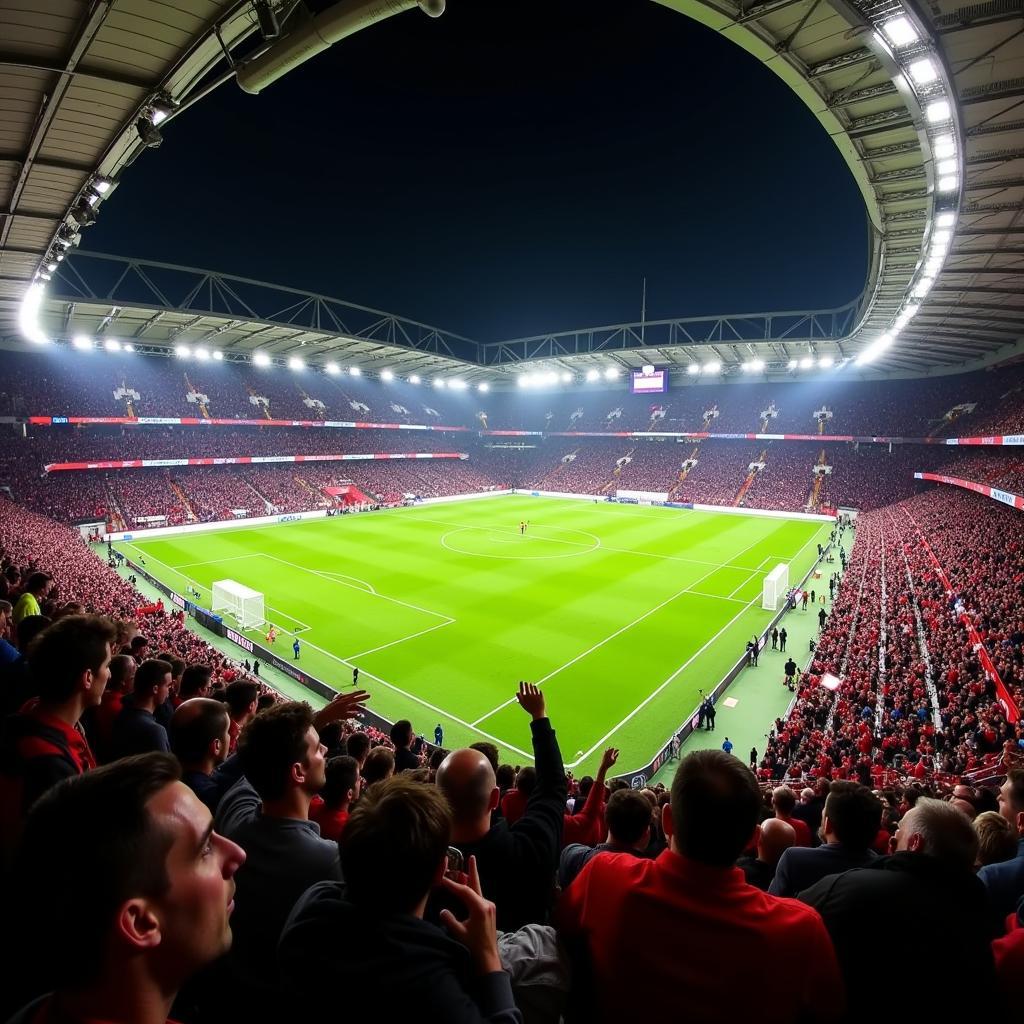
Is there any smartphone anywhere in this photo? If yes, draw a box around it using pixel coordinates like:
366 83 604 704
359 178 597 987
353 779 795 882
445 845 464 876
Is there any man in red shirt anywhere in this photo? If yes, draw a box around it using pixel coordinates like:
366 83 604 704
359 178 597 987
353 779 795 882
773 784 814 846
310 754 361 841
556 750 843 1024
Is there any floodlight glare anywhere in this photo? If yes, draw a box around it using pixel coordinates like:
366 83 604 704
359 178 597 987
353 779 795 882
433 377 446 388
212 350 223 361
408 374 421 384
287 356 304 370
544 371 559 385
932 135 955 160
449 379 468 390
687 363 700 375
703 361 721 374
819 356 834 369
604 367 619 379
935 211 956 228
349 366 361 376
104 339 121 352
881 17 918 47
478 382 490 392
194 347 210 361
585 368 601 382
381 369 394 382
325 362 340 375
937 159 957 176
93 177 112 195
799 356 814 369
253 352 271 367
560 371 572 384
926 99 951 124
937 175 958 192
46 262 57 272
908 58 937 85
73 335 94 351
123 343 134 353
788 359 798 370
174 344 190 358
856 334 893 365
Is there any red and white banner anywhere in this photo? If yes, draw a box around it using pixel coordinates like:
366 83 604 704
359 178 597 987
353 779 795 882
914 472 1024 511
44 452 466 472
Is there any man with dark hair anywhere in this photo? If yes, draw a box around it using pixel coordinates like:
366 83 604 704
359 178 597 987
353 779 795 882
436 682 567 931
0 599 18 665
772 785 813 846
556 750 843 1022
12 571 51 626
110 658 172 758
500 766 536 825
154 655 185 729
280 776 521 1023
214 701 342 1010
224 679 259 752
0 615 116 856
560 787 653 889
390 718 419 772
310 754 360 841
179 663 213 701
170 697 241 813
346 730 371 770
770 782 881 897
801 798 997 1018
7 752 245 1024
363 745 395 786
977 769 1024 925
86 653 136 763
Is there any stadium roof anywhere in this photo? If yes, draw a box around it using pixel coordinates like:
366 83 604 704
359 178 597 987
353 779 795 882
0 0 1021 382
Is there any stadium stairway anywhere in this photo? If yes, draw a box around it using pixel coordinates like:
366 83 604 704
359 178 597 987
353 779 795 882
733 449 766 506
807 449 827 510
169 479 197 522
243 476 273 513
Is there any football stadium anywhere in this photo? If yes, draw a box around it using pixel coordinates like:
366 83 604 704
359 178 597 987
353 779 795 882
0 2 1022 1022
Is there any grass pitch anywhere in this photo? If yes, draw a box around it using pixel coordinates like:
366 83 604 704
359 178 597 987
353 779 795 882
117 496 828 775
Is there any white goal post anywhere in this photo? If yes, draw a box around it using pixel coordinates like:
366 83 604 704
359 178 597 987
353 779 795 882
211 579 266 629
762 563 790 611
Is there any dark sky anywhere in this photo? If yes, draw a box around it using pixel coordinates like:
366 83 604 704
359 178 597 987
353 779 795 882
88 0 867 342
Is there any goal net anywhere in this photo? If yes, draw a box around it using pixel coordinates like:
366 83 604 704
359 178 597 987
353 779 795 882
211 579 266 629
762 563 790 611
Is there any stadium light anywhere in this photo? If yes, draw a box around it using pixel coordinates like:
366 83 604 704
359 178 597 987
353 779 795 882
819 356 834 369
92 177 113 195
937 175 958 192
349 366 361 376
787 359 798 370
324 361 340 375
560 371 572 384
743 359 765 372
212 350 223 361
104 339 121 353
19 282 48 344
408 374 421 385
433 377 446 388
604 367 620 380
72 334 94 351
253 352 271 367
687 363 699 376
449 379 468 390
174 344 191 358
703 361 721 375
194 347 210 361
545 371 559 385
912 276 935 298
123 343 134 353
517 375 530 388
907 58 937 86
585 368 601 382
287 355 304 371
478 382 490 392
381 368 394 382
856 334 893 365
936 159 957 176
925 99 951 124
935 211 956 228
880 17 918 47
932 135 955 160
46 261 58 272
799 356 814 369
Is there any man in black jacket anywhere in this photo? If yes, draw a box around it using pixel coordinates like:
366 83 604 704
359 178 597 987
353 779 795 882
770 781 879 896
800 798 999 1019
279 775 521 1024
436 681 566 930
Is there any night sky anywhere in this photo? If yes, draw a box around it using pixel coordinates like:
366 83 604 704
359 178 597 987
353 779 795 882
88 0 867 342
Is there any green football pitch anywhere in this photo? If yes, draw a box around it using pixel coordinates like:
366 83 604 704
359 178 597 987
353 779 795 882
116 496 829 775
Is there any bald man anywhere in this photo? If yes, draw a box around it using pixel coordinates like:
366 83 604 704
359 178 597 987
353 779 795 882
170 697 243 813
436 681 566 931
737 817 796 891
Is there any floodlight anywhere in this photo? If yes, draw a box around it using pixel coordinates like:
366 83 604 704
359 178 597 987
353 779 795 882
799 356 814 369
935 211 956 229
325 362 340 375
174 344 191 358
544 371 559 385
408 374 421 384
103 339 121 352
212 350 223 361
856 334 893 365
149 96 176 125
70 200 97 227
932 135 955 160
788 359 798 370
73 335 93 351
349 366 361 376
937 159 957 176
586 368 601 382
912 277 935 297
478 382 490 392
703 361 721 374
194 347 210 361
135 117 163 149
517 375 530 388
926 99 951 124
123 343 135 353
449 379 468 390
253 352 271 367
92 177 112 195
287 356 304 370
381 369 394 381
881 17 918 47
937 175 958 192
819 356 834 369
560 371 572 383
604 367 620 379
19 282 48 344
433 377 446 388
908 58 937 85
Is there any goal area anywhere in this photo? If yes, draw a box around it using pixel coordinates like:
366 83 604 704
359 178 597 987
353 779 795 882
211 579 265 629
762 563 790 611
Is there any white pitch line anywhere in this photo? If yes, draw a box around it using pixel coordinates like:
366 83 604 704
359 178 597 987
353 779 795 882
292 632 534 760
471 526 775 727
316 571 378 594
340 618 454 660
175 553 265 569
259 553 452 623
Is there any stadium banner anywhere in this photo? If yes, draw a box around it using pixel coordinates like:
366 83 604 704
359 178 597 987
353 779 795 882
691 502 836 523
44 452 466 472
611 538 835 785
914 472 1024 510
616 489 669 503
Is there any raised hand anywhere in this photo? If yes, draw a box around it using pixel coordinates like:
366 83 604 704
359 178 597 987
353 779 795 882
438 856 502 975
597 747 620 779
515 680 546 720
313 689 370 728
